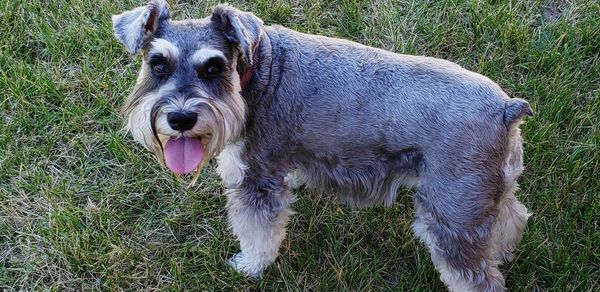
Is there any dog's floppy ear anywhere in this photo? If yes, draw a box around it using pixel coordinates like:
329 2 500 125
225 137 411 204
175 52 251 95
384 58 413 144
212 4 264 67
112 0 170 54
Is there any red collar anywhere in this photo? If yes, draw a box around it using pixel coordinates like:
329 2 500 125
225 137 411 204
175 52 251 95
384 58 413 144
240 47 259 91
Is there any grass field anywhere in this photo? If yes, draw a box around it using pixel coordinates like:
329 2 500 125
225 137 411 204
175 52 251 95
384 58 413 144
1 0 599 290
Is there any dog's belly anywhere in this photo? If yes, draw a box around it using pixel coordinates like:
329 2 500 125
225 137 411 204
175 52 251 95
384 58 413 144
291 143 422 207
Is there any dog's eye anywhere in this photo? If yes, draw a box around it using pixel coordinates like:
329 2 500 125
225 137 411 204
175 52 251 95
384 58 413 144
152 63 168 75
198 65 222 79
199 65 222 78
198 57 225 79
207 66 220 75
149 55 170 77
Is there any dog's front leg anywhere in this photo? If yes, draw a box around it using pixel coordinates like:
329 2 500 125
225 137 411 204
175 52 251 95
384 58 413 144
217 141 294 277
225 184 293 277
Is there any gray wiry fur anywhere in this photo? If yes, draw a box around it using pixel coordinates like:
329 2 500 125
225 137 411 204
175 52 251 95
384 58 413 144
113 1 533 290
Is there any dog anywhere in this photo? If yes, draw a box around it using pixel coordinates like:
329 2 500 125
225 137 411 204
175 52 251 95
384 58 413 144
112 1 532 290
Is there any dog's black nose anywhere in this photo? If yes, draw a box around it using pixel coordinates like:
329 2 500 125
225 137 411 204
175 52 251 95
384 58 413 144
167 112 197 131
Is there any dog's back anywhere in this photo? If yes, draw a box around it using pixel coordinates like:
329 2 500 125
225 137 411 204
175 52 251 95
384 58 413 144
267 25 527 141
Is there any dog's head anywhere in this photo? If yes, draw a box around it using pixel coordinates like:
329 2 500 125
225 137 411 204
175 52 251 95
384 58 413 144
112 0 263 175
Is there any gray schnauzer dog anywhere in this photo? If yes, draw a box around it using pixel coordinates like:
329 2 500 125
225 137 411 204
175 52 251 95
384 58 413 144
112 1 532 291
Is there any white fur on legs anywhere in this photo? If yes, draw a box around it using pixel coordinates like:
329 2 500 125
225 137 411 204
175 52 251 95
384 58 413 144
412 206 475 291
489 192 530 263
226 189 294 277
412 202 504 292
284 168 308 190
218 139 295 277
490 127 531 263
216 139 247 188
413 219 502 292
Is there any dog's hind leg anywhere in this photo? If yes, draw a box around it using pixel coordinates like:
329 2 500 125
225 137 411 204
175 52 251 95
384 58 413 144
412 159 507 291
489 128 531 264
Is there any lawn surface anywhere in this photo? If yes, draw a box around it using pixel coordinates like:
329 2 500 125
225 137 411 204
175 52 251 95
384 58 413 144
1 0 599 290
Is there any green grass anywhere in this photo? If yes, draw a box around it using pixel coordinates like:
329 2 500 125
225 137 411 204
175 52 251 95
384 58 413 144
1 0 599 290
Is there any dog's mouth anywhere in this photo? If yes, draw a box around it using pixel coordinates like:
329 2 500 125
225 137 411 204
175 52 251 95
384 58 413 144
163 136 205 174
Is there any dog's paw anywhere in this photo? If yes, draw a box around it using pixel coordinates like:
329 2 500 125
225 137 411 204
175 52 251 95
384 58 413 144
284 169 307 190
492 249 514 265
499 250 514 263
227 252 264 278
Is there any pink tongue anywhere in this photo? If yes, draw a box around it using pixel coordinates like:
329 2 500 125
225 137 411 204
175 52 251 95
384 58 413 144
164 137 204 174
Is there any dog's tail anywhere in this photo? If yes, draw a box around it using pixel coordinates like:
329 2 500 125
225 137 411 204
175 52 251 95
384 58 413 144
503 98 533 128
